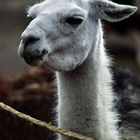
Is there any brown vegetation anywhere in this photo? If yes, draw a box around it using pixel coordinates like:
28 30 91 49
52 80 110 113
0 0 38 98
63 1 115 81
0 65 56 140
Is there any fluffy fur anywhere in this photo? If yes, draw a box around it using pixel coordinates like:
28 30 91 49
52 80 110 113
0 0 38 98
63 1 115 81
18 0 137 140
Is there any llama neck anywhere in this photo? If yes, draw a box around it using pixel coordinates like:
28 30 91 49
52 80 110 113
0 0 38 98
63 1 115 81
56 25 120 140
57 58 99 139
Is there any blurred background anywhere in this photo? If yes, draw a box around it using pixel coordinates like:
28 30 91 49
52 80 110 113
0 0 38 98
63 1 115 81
0 0 35 75
0 0 140 140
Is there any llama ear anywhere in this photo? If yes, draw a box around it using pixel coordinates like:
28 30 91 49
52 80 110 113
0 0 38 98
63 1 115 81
27 3 40 18
90 0 137 22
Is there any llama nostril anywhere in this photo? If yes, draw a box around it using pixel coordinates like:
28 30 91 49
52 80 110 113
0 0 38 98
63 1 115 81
42 49 48 55
23 36 40 47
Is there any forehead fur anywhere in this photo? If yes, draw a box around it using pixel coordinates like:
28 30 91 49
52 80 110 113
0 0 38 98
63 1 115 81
27 0 89 17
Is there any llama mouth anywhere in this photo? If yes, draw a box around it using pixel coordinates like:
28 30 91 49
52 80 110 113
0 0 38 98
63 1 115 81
24 55 43 65
23 50 48 66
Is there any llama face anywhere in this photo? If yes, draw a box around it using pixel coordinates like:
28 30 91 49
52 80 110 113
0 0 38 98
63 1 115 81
18 0 137 71
18 0 93 71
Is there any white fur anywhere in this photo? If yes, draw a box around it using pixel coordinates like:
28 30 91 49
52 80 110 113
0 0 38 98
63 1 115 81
18 0 137 140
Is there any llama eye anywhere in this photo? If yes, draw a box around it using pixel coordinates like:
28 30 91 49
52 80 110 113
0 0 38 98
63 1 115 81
27 16 34 22
65 16 84 27
30 17 34 21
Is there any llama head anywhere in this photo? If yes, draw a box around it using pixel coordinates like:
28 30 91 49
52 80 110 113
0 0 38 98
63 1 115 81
18 0 137 71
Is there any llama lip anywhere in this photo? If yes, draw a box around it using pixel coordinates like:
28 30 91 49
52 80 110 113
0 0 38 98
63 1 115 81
24 55 42 64
23 50 48 66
